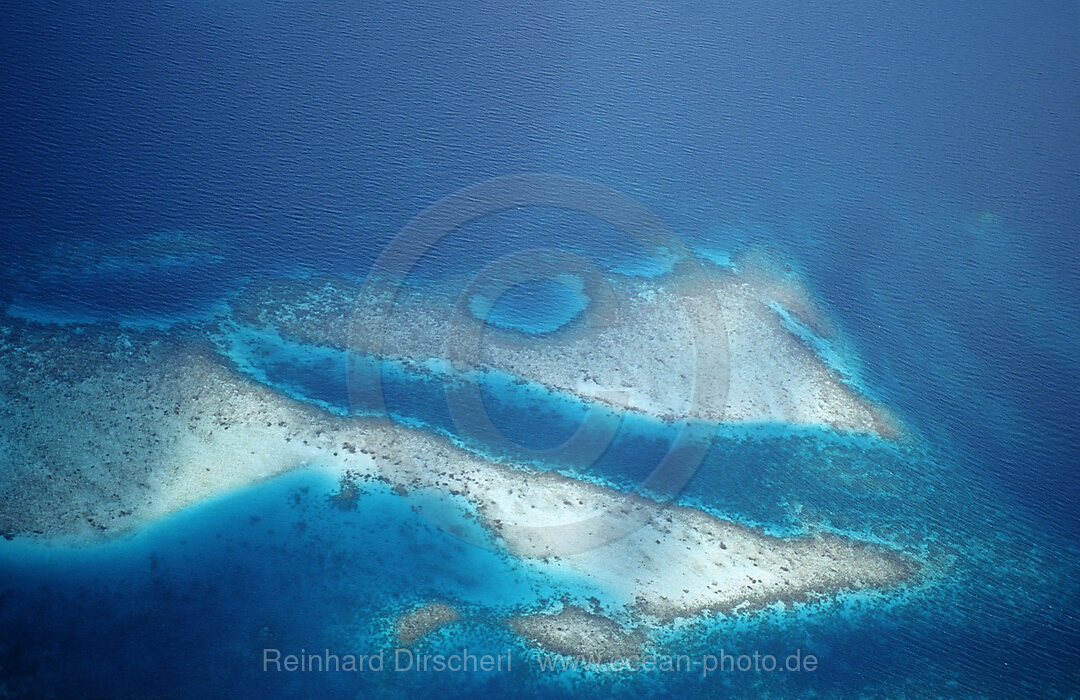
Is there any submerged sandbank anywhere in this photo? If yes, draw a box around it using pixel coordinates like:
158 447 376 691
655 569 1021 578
0 315 914 658
227 253 899 436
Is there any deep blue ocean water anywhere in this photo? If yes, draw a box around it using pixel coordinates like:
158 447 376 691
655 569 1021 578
2 1 1079 697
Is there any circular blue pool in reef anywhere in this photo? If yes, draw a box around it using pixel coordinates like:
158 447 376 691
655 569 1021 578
469 275 589 336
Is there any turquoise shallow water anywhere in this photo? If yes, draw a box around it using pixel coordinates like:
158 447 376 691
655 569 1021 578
2 1 1080 696
468 277 588 336
2 244 1078 697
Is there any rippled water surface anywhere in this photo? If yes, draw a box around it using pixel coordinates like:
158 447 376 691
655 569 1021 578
2 2 1079 697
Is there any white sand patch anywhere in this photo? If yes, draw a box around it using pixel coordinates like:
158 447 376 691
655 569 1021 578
387 457 913 622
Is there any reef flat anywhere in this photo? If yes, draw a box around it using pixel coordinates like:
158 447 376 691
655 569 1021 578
228 253 899 436
438 465 913 622
0 314 913 657
0 318 361 540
